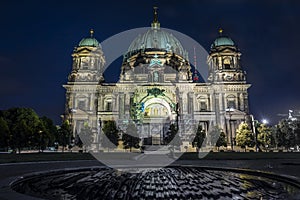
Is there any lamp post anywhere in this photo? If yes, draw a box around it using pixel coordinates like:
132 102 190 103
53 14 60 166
38 130 43 153
97 118 102 152
262 119 268 125
250 115 258 152
225 107 234 151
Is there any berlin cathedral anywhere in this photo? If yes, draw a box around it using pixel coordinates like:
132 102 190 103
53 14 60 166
63 8 251 150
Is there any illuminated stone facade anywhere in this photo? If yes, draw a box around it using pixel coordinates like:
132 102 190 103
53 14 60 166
63 11 251 149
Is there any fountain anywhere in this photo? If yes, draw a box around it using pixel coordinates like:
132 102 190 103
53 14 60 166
11 166 300 199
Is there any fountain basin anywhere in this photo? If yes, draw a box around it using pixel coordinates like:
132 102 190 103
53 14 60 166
11 166 300 199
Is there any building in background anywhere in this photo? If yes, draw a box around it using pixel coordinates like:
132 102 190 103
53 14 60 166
63 8 251 149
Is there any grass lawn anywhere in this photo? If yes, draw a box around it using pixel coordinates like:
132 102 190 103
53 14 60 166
0 152 299 164
0 152 95 164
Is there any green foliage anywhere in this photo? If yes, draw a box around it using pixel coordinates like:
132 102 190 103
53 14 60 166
0 117 10 150
122 123 140 152
192 124 206 151
164 124 182 147
257 123 273 151
3 107 41 153
58 120 72 152
102 121 119 151
209 126 227 150
79 124 94 151
274 119 299 149
216 132 227 149
38 116 58 151
235 122 254 151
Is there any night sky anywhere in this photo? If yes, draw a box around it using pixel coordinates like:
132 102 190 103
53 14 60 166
0 0 299 125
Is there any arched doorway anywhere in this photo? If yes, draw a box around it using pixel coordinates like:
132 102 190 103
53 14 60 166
142 97 173 145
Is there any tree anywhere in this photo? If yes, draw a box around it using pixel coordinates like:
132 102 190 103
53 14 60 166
0 117 10 151
235 122 254 152
216 132 227 151
40 116 58 147
79 123 94 152
3 108 41 153
164 124 182 151
209 126 227 151
192 124 206 152
257 123 273 151
275 119 296 150
75 130 83 150
122 122 140 152
58 120 72 152
102 121 119 151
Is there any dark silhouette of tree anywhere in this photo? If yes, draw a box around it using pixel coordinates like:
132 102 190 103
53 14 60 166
209 126 227 150
102 121 119 151
40 116 58 147
192 124 206 152
3 108 41 153
275 119 299 150
216 132 227 151
122 122 140 152
58 120 72 152
0 117 10 151
165 124 182 150
75 131 83 150
79 124 94 152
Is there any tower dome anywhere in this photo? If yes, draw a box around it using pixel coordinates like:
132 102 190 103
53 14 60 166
127 7 187 59
211 28 235 49
78 29 101 47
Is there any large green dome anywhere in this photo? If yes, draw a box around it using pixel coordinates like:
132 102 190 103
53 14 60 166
78 29 101 47
127 8 187 59
128 27 186 58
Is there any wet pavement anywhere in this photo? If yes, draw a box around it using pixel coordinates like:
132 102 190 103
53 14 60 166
0 158 300 199
10 166 300 199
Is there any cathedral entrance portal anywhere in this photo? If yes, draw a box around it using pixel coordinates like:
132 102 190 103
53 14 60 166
142 98 174 145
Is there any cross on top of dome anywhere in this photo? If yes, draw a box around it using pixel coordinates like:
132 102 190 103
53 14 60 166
151 6 160 29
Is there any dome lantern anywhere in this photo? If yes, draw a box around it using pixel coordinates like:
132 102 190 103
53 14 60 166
78 29 101 47
211 28 235 49
151 6 160 29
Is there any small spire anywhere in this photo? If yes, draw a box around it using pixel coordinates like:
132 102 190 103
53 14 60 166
90 29 94 37
153 6 158 23
218 28 223 36
151 6 160 29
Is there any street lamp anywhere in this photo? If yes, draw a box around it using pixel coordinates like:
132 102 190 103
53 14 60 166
250 115 258 152
262 119 268 124
225 107 234 151
38 130 43 152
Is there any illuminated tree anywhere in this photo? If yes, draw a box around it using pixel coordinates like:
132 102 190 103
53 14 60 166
257 123 273 151
235 122 254 152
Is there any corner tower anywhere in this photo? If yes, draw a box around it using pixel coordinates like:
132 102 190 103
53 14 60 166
208 28 250 113
207 29 251 147
63 29 105 134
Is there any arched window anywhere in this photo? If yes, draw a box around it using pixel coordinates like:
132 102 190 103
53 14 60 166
223 57 231 69
104 97 112 111
226 95 236 109
197 96 208 111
